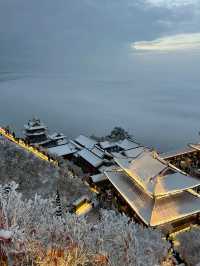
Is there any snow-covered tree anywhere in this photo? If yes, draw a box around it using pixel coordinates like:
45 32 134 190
0 137 171 265
84 210 170 266
92 127 134 142
0 183 170 266
174 227 200 265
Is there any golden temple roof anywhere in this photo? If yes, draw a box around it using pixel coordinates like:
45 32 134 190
105 170 200 227
115 151 200 196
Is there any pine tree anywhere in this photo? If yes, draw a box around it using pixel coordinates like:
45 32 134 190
55 190 62 217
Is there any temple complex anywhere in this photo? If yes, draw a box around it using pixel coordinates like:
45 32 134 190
18 119 200 233
3 118 200 234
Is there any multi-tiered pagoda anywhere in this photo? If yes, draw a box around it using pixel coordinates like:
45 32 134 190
24 118 51 146
24 118 68 148
105 150 200 233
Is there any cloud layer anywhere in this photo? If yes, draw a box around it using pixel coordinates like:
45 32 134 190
145 0 199 8
131 33 200 51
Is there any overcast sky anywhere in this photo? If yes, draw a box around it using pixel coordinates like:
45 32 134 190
0 0 200 76
0 0 200 151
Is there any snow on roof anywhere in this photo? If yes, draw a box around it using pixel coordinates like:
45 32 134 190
48 143 77 156
77 148 103 167
91 173 108 183
105 171 153 225
105 170 200 227
151 191 200 226
91 146 105 158
98 165 120 173
115 150 200 196
115 151 167 194
160 146 195 159
55 139 68 146
24 130 46 136
24 124 47 131
111 152 126 159
117 139 140 150
154 172 200 196
123 147 145 158
24 118 47 131
100 139 140 151
75 135 97 149
49 132 66 140
69 140 83 149
100 141 119 149
31 139 51 146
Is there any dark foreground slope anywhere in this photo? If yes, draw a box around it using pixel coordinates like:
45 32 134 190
0 138 90 201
